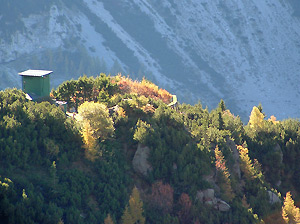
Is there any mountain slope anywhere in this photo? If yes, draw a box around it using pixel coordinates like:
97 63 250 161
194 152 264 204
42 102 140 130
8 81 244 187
1 0 300 121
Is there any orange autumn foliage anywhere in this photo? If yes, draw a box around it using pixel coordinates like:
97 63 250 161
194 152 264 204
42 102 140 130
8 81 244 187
215 146 234 201
268 115 279 124
150 181 174 214
117 76 172 104
178 193 192 224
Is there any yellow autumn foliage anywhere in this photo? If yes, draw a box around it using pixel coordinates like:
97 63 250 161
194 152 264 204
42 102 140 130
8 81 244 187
248 106 265 131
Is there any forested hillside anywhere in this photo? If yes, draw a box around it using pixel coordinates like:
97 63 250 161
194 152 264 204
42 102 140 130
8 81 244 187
1 74 300 223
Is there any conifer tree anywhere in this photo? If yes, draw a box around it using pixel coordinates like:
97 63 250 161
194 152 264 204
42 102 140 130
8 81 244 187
50 161 57 188
248 106 265 131
218 99 226 112
215 146 234 201
218 111 224 130
104 214 114 224
282 191 300 224
257 103 266 118
121 206 135 224
237 145 263 181
121 187 145 224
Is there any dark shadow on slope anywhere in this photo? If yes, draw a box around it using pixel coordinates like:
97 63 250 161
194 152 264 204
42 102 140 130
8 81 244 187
287 0 300 17
100 0 188 83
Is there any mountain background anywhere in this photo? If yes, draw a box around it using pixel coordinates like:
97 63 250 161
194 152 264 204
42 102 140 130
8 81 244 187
1 0 300 121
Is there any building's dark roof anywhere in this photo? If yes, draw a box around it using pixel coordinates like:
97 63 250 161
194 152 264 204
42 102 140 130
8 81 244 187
18 69 53 77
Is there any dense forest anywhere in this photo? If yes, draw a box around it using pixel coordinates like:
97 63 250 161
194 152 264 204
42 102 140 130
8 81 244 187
1 73 300 223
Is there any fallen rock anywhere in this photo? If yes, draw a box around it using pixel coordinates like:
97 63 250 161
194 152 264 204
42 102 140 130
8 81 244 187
173 163 177 170
203 172 220 194
268 191 281 204
132 144 152 176
196 191 204 202
196 189 230 212
203 189 215 201
196 189 215 203
216 199 231 212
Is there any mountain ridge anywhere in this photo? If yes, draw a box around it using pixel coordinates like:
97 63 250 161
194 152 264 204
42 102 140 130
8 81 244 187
1 0 300 121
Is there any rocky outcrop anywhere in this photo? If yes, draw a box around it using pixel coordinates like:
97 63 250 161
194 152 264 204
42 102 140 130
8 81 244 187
226 137 241 179
196 188 230 212
196 189 214 203
274 143 283 164
203 171 220 194
268 191 281 204
216 200 231 212
132 144 152 176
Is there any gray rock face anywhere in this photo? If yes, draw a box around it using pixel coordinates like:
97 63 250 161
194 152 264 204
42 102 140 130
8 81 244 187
204 189 215 200
196 188 217 205
268 191 281 204
196 188 231 212
196 190 204 202
226 137 241 179
274 143 283 164
216 199 231 212
132 144 152 176
203 171 220 194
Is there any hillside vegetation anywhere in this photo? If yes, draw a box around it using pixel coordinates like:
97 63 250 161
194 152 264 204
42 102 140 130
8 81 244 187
0 74 300 223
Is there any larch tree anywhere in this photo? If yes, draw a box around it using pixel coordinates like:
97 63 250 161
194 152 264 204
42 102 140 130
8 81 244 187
215 146 234 201
237 145 263 181
104 214 114 224
121 186 145 224
282 191 300 224
248 106 265 131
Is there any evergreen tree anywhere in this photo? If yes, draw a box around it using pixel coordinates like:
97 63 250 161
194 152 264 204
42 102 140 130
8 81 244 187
257 103 266 118
121 186 145 224
104 214 115 224
121 206 135 224
237 145 263 181
111 60 125 76
218 111 224 130
218 99 226 112
248 106 265 131
282 191 300 224
214 146 234 201
50 161 57 188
